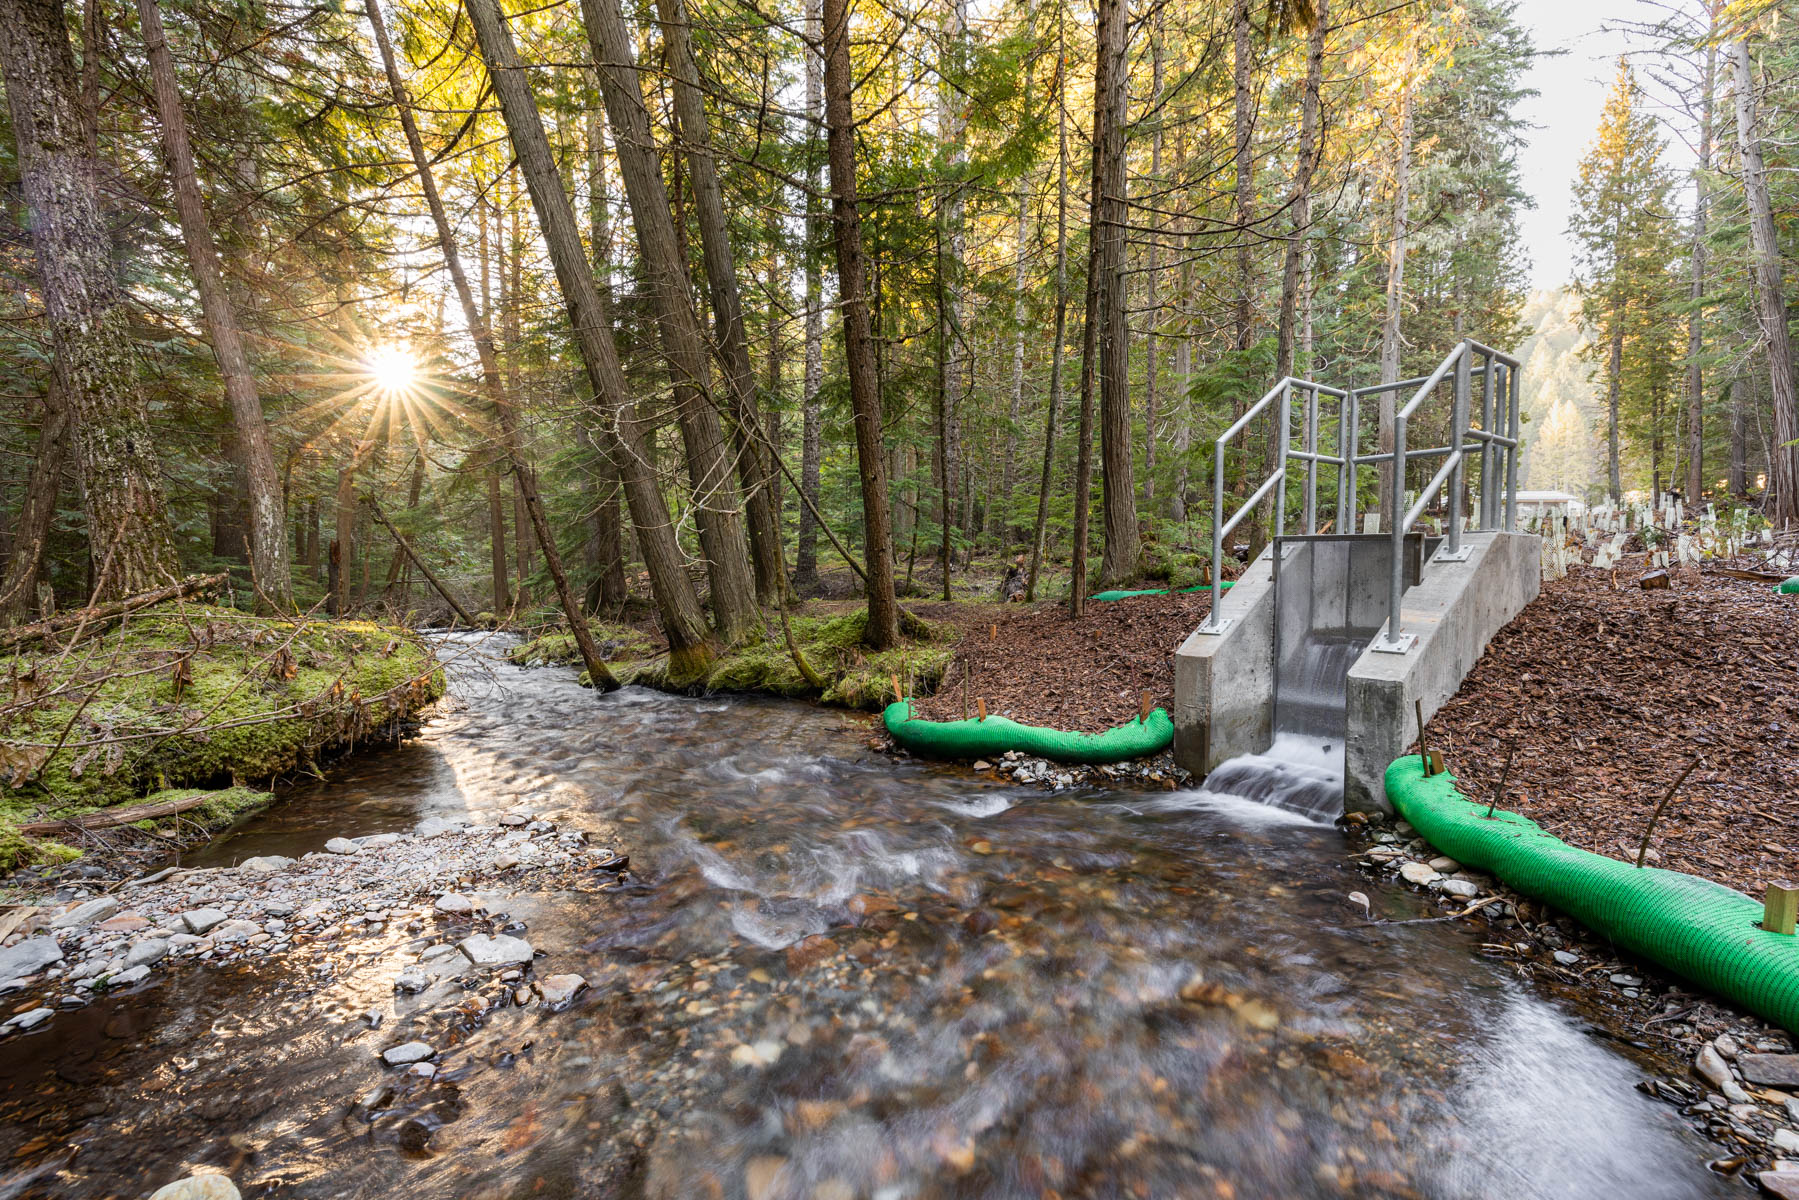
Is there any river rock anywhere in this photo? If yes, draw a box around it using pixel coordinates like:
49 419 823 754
1741 1055 1799 1089
1426 856 1460 873
395 965 430 994
1774 1130 1799 1155
360 833 401 848
1436 879 1480 899
499 811 531 827
0 937 63 978
209 920 262 944
538 974 586 1005
180 908 228 935
324 838 360 855
148 1175 241 1200
126 939 170 967
236 856 294 875
434 893 475 914
109 964 151 988
1553 950 1580 966
381 1041 435 1066
50 896 120 929
415 816 466 837
457 933 533 967
5 1007 53 1031
1757 1172 1799 1200
95 914 150 933
1398 862 1440 886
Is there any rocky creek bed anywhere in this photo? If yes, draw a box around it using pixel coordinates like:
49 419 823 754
0 634 1766 1198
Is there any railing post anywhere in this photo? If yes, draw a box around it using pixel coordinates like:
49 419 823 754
1443 345 1470 559
1385 409 1408 645
1202 422 1228 632
1274 380 1291 542
1479 355 1496 530
1303 383 1320 534
1505 358 1521 530
1341 388 1360 534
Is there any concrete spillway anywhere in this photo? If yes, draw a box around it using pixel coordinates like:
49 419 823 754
1172 530 1540 816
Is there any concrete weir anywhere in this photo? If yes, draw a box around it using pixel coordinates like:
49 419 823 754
1173 529 1539 814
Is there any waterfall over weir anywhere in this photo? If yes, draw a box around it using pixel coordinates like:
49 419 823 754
1191 536 1428 821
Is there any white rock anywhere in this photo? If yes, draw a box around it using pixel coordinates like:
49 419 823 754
1398 862 1441 886
0 937 64 978
126 939 170 967
1696 1044 1734 1090
1436 879 1480 899
538 973 586 1005
148 1175 241 1200
51 896 121 929
180 909 228 935
1775 1129 1799 1155
324 838 360 855
499 812 531 827
493 854 521 871
381 1041 435 1066
6 1007 53 1031
434 893 475 914
236 856 295 875
407 1062 437 1078
395 966 429 994
209 920 262 944
109 964 151 988
1714 1034 1740 1060
1426 856 1461 874
458 933 534 967
1553 950 1580 966
415 816 466 837
359 833 401 848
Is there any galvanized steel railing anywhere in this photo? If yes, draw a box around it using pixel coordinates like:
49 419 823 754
1196 339 1522 653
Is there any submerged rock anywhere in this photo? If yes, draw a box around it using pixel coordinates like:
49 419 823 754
148 1176 241 1200
1398 862 1440 886
4 1007 53 1031
381 1041 435 1066
539 974 587 1005
457 933 533 967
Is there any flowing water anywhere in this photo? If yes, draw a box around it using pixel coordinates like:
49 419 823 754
0 635 1729 1199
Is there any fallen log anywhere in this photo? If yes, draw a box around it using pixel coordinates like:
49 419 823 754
365 500 479 628
17 789 224 834
0 573 226 653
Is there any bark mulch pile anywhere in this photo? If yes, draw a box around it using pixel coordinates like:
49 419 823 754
1423 555 1799 900
906 590 1213 734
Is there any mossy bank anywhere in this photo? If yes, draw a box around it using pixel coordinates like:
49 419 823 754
0 607 443 869
510 610 957 711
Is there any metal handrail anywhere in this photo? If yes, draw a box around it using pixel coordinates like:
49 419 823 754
1196 338 1523 654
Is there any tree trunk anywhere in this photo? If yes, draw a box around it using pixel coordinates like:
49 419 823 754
0 390 69 623
135 0 291 609
1274 0 1327 386
1607 308 1623 500
0 0 181 599
1733 37 1799 526
939 0 968 558
1093 0 1140 585
383 449 424 599
464 0 718 680
1377 54 1417 531
366 0 619 686
796 0 824 593
657 0 787 606
821 0 900 649
1025 9 1070 604
1686 16 1716 501
487 464 511 612
1142 15 1162 510
578 0 757 641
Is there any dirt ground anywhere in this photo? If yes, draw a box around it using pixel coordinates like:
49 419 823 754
907 588 1213 733
1423 556 1799 900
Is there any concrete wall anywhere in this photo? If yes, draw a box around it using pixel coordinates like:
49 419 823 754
1343 531 1540 813
1171 546 1277 776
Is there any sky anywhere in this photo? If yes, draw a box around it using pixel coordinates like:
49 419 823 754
1512 0 1689 292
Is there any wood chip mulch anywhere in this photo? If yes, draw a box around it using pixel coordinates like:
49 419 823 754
907 590 1214 734
1424 556 1799 900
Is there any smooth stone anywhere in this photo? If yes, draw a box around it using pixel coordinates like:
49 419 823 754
1436 879 1480 899
1716 1034 1741 1059
264 902 295 918
1553 950 1580 966
538 973 586 1005
1775 1129 1799 1155
1426 856 1460 873
148 1176 241 1200
209 920 262 944
1757 1172 1799 1200
324 838 360 855
109 964 151 988
1610 973 1642 987
359 833 401 848
434 894 475 914
0 937 64 978
415 816 466 837
51 896 120 929
95 915 151 933
457 933 533 967
395 966 429 994
1696 1044 1734 1089
1398 862 1441 886
126 939 170 967
499 813 530 827
381 1041 435 1066
180 909 228 935
7 1007 53 1030
236 856 295 875
493 854 521 871
1742 1055 1799 1089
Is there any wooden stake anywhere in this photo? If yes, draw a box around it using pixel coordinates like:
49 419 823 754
891 672 903 704
990 622 997 641
1765 883 1799 934
1484 747 1516 818
962 659 970 721
977 697 987 722
1138 691 1153 724
1635 755 1702 868
1764 882 1797 936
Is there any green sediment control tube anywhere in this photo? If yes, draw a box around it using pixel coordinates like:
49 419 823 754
1090 581 1235 603
1386 757 1799 1034
1776 576 1799 594
882 700 1173 765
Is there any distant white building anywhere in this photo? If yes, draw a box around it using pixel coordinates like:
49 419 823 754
1515 490 1586 522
